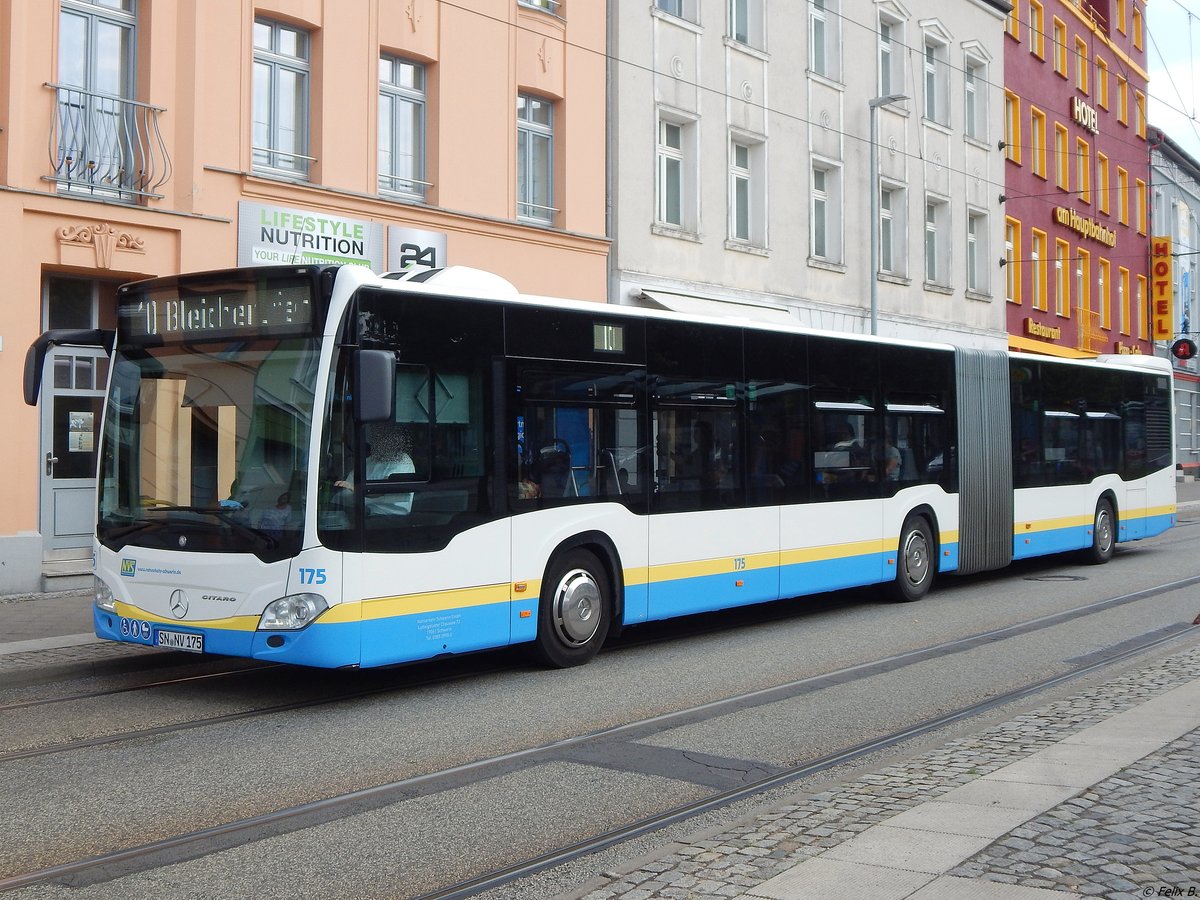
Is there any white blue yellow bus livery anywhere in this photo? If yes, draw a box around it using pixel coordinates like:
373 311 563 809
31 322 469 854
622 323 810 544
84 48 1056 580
25 264 1177 669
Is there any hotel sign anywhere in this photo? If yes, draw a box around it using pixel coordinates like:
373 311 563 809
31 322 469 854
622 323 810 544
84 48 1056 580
1054 207 1116 248
1151 236 1173 340
1071 96 1099 134
1024 318 1062 341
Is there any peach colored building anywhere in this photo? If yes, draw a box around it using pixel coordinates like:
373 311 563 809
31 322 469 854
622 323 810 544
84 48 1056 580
0 0 608 593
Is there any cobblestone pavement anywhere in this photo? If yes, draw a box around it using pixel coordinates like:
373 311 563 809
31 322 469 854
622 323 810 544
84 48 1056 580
951 730 1200 896
571 647 1200 900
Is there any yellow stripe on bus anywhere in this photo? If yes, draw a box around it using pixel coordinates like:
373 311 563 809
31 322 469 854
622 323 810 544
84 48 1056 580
342 583 512 622
780 539 892 567
112 601 259 632
1014 514 1097 535
650 552 779 583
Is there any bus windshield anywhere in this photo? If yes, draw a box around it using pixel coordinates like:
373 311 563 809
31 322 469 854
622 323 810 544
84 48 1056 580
97 337 322 562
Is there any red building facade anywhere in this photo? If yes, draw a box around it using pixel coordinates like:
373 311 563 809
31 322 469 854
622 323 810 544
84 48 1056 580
1003 0 1152 358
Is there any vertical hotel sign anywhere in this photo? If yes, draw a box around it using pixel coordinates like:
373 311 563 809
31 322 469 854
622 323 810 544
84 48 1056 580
1151 236 1173 340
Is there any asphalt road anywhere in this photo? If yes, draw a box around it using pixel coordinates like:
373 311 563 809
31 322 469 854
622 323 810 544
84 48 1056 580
3 508 1200 899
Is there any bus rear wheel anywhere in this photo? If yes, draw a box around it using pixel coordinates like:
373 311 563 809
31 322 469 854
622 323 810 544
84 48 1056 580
1082 499 1116 565
533 549 610 668
887 515 935 602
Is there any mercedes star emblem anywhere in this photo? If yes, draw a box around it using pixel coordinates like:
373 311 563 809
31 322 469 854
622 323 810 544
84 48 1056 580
169 590 189 619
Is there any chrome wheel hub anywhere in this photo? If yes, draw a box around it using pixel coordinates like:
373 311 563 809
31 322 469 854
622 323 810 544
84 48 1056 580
902 531 930 587
553 568 601 646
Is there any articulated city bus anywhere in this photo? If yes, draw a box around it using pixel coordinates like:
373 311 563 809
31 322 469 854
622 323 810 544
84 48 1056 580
24 264 1177 668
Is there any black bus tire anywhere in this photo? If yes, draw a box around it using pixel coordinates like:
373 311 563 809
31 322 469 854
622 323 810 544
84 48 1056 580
887 515 935 602
1082 498 1116 565
532 549 610 668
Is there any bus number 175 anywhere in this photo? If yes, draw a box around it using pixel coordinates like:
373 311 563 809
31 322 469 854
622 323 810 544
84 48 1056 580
298 567 327 585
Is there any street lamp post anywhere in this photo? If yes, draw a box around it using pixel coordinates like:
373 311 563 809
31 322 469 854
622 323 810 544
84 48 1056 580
869 94 908 336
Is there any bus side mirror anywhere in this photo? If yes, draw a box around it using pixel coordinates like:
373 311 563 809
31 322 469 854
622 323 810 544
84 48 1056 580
354 349 395 423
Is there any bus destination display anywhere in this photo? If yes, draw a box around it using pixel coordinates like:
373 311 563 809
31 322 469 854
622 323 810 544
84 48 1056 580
119 280 314 342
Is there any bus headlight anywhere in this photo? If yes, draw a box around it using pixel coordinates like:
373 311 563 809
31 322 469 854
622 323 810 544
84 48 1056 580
258 593 328 631
95 576 116 612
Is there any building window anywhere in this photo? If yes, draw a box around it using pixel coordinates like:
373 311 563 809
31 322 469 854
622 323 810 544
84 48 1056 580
655 0 699 20
1077 137 1091 204
1096 57 1109 108
1052 17 1068 76
1099 257 1112 329
1007 0 1020 39
1117 0 1127 34
727 138 765 246
1055 123 1069 191
1136 178 1147 234
1115 169 1129 232
924 196 949 286
1076 248 1091 324
1005 91 1021 164
731 141 751 241
729 0 764 48
1118 266 1130 334
658 121 683 226
878 17 903 98
1137 275 1148 339
923 35 949 126
1075 37 1089 93
1029 0 1045 58
518 0 559 13
967 210 988 294
1132 6 1143 49
1055 239 1071 317
811 161 842 262
657 116 696 230
1031 229 1048 311
879 183 906 276
517 93 554 223
1098 152 1110 214
1006 217 1021 304
964 57 987 141
1135 90 1146 138
378 56 426 200
810 0 841 80
1030 107 1047 178
55 0 141 198
253 19 311 179
1117 75 1128 124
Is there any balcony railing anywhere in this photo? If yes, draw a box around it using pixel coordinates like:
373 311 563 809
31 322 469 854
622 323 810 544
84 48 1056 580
45 83 172 202
1077 305 1106 354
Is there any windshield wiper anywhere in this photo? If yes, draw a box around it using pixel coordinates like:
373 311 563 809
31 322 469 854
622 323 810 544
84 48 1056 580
105 506 276 548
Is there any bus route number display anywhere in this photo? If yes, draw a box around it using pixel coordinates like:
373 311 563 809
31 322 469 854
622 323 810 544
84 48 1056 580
120 282 314 342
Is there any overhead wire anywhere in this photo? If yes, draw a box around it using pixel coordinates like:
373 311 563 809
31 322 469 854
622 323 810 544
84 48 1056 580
434 0 1191 275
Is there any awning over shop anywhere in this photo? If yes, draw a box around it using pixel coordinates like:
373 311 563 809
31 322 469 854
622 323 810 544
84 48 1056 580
634 290 797 326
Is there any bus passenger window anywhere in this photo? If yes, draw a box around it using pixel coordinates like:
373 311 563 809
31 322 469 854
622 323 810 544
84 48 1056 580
510 366 644 510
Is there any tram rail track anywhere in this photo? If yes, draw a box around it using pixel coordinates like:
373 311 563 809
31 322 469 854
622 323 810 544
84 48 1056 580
3 568 1199 766
1 572 1198 894
0 662 280 713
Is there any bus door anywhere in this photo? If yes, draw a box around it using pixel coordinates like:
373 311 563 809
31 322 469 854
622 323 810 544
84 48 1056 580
509 362 650 627
40 345 107 553
646 320 779 620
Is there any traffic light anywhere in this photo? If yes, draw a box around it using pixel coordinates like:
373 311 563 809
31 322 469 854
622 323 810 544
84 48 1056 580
1171 338 1198 361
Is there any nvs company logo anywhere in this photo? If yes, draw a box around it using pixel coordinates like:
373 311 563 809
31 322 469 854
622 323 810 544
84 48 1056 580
120 559 137 577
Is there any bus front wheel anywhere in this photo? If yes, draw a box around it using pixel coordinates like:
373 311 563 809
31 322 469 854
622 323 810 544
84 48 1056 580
533 549 610 668
1082 499 1116 565
887 516 935 602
